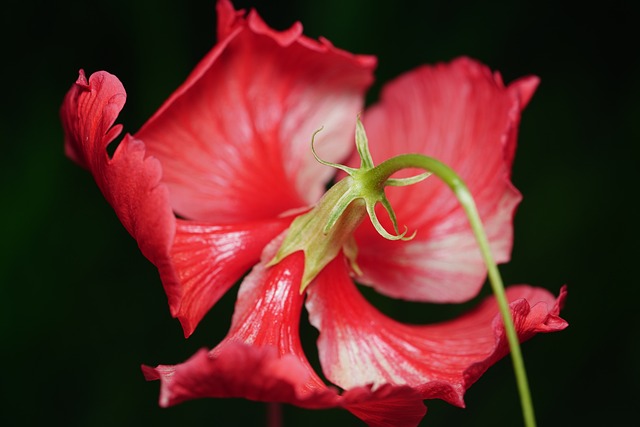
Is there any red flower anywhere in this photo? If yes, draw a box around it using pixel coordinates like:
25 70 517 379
60 1 567 425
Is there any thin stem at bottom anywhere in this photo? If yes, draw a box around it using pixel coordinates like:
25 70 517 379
267 402 282 427
374 153 537 427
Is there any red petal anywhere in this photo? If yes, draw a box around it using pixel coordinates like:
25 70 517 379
135 2 376 223
143 240 334 405
169 216 293 337
355 57 537 303
306 255 567 407
221 240 326 389
60 70 177 290
144 238 427 426
342 385 426 427
60 70 291 336
215 0 245 41
61 70 126 170
142 345 427 427
141 344 341 409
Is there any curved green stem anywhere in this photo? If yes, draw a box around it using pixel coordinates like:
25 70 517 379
373 154 536 427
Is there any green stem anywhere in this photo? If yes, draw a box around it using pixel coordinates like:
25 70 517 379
373 154 536 427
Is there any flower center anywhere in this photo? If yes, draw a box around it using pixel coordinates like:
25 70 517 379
268 118 430 292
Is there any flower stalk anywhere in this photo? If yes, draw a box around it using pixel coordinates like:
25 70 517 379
374 153 537 427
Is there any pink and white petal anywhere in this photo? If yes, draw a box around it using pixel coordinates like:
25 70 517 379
306 254 567 407
355 57 538 303
135 2 376 223
354 184 520 303
169 216 294 337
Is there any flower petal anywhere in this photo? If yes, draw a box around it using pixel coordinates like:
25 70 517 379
341 385 426 427
144 237 427 426
143 240 338 406
135 1 376 223
61 70 292 336
170 216 293 337
141 344 341 409
355 57 538 303
61 70 126 170
306 254 567 407
60 70 178 296
142 345 427 427
221 240 326 389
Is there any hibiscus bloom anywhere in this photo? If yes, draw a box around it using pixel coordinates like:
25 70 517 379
60 0 567 426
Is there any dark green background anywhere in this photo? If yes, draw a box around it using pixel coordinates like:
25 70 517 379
2 0 637 425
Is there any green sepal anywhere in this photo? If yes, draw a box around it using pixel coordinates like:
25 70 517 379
268 117 428 290
267 178 366 292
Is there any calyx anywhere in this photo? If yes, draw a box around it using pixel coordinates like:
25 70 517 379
268 118 430 292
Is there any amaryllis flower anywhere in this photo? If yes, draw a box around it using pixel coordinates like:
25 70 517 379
60 0 567 426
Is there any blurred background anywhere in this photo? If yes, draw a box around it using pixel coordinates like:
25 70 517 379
1 0 637 425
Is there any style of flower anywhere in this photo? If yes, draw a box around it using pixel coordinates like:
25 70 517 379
60 1 567 426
